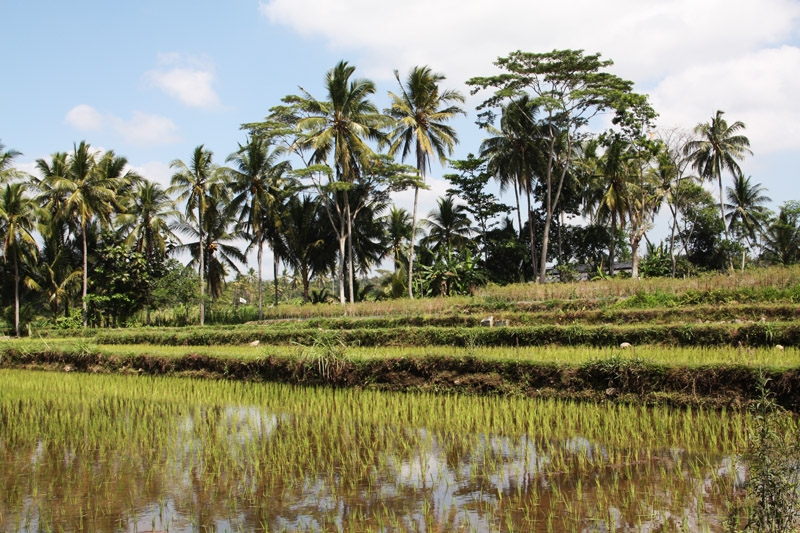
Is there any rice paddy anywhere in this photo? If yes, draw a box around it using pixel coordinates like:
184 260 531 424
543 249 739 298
0 368 782 532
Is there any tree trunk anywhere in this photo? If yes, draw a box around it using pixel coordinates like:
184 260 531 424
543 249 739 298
82 224 88 327
257 240 264 320
273 252 280 307
609 211 617 276
198 202 205 326
407 185 420 299
514 181 522 235
345 189 355 305
13 254 20 338
526 190 536 279
538 215 552 283
302 265 310 303
337 231 346 304
630 233 642 279
718 176 729 240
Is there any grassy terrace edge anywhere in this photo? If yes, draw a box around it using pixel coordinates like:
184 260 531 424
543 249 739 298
3 348 800 413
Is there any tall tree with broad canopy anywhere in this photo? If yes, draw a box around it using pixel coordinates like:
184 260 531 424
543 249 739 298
386 65 465 299
468 49 638 283
683 110 752 240
444 154 510 261
609 92 663 279
294 60 390 305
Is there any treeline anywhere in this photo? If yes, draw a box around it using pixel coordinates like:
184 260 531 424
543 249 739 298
1 50 798 335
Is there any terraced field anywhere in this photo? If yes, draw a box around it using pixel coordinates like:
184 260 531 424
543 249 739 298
2 267 800 531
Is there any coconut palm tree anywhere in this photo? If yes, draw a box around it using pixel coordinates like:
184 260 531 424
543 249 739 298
281 194 336 303
0 183 39 336
0 141 24 184
582 137 631 275
169 145 222 325
684 110 752 239
118 179 179 264
25 244 82 323
172 182 245 302
725 174 771 270
761 203 800 266
480 96 544 277
386 65 465 298
296 60 390 304
227 135 293 318
421 196 473 256
384 206 412 272
33 153 83 316
39 141 123 326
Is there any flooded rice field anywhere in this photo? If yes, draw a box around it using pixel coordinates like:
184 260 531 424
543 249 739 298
0 369 755 532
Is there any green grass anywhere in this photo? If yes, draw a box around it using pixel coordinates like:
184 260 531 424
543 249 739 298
4 337 798 368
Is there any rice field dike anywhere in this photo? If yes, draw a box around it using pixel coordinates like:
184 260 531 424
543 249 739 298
2 265 799 411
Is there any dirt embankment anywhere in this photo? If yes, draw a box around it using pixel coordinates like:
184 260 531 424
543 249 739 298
3 349 800 412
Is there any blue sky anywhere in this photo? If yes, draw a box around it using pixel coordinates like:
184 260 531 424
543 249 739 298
3 0 799 272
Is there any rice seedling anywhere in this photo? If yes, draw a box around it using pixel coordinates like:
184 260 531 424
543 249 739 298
1 369 783 531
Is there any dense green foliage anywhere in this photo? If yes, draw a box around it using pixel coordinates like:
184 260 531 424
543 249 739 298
1 51 798 331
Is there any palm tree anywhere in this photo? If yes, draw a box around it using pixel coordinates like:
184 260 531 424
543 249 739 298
480 96 544 278
761 205 800 265
25 245 82 322
281 194 336 303
421 196 473 255
227 135 292 318
684 110 752 239
118 179 179 264
384 206 412 272
386 65 465 299
0 183 39 336
582 137 631 275
172 182 245 302
169 145 221 325
33 153 82 317
297 60 390 304
343 182 390 282
0 141 24 183
39 141 123 326
725 174 771 270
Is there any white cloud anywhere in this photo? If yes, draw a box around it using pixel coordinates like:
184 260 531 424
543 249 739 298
112 112 181 146
65 104 105 131
391 176 451 221
651 46 800 154
259 0 800 156
130 160 173 188
145 53 221 109
64 106 181 147
259 0 800 83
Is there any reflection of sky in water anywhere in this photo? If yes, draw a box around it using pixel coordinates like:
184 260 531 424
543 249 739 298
4 404 746 533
